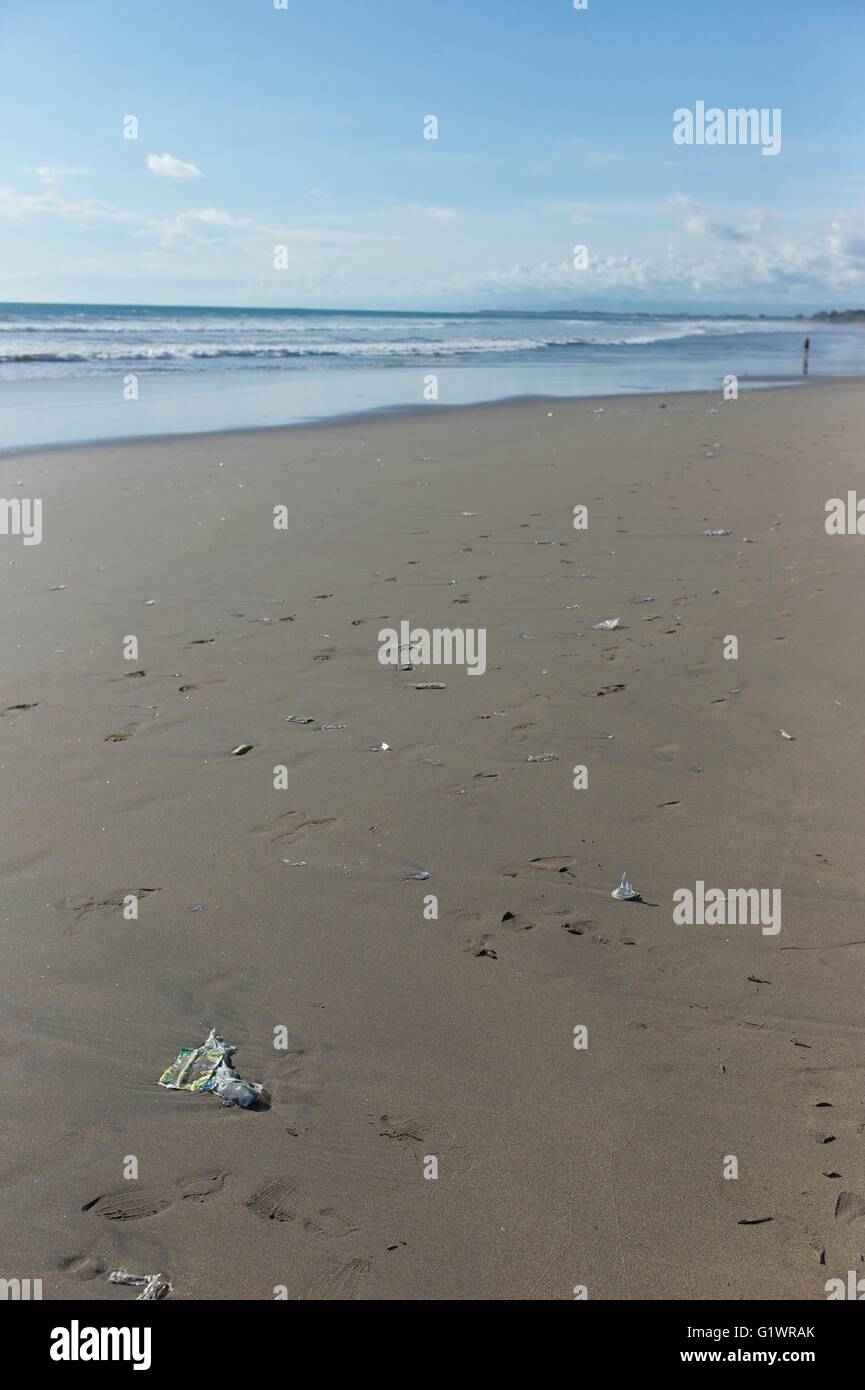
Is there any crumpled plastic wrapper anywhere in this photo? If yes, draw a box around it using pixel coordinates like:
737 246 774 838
108 1270 173 1301
158 1028 262 1107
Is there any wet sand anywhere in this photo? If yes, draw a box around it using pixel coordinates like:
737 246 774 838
3 382 864 1300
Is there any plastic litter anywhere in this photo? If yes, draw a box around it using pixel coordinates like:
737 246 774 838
231 744 253 756
592 618 620 630
108 1270 172 1301
158 1028 263 1108
369 741 391 751
703 529 732 537
631 596 655 604
779 729 795 740
411 682 447 690
320 722 349 730
527 752 557 763
611 872 640 901
404 869 431 880
285 714 315 724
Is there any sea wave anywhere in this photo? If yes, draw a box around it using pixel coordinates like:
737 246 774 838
0 323 782 363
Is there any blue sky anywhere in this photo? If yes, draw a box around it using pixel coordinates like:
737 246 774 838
0 0 862 311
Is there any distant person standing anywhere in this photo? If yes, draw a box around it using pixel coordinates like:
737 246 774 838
803 335 810 375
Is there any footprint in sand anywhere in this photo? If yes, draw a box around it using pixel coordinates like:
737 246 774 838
246 1180 357 1236
451 908 482 928
179 678 226 693
502 855 576 879
54 888 159 935
104 723 139 742
82 1170 229 1220
305 1257 372 1300
508 722 534 744
375 1115 426 1148
653 742 678 762
834 1191 865 1223
81 1190 173 1221
57 1251 109 1282
176 1170 230 1202
265 811 337 846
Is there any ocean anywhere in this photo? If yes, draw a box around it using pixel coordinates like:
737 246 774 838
1 302 863 450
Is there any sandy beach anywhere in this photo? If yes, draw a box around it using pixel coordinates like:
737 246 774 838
3 381 865 1301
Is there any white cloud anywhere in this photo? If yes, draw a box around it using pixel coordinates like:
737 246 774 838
34 164 90 185
147 152 204 179
670 192 767 242
178 207 250 229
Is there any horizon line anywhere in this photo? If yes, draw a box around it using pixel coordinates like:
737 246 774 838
0 298 839 320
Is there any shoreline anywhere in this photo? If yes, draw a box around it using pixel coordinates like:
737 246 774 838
1 370 853 460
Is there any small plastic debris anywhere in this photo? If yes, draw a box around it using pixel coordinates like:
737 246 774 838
285 714 315 724
231 743 254 756
461 511 477 517
592 618 620 630
108 1270 172 1301
280 859 306 866
518 632 535 639
48 584 67 591
144 599 158 606
411 682 446 690
611 872 640 901
158 1028 263 1108
630 596 655 604
527 752 557 763
191 904 208 913
703 529 732 537
320 722 349 730
779 729 795 740
404 869 431 880
370 742 391 751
